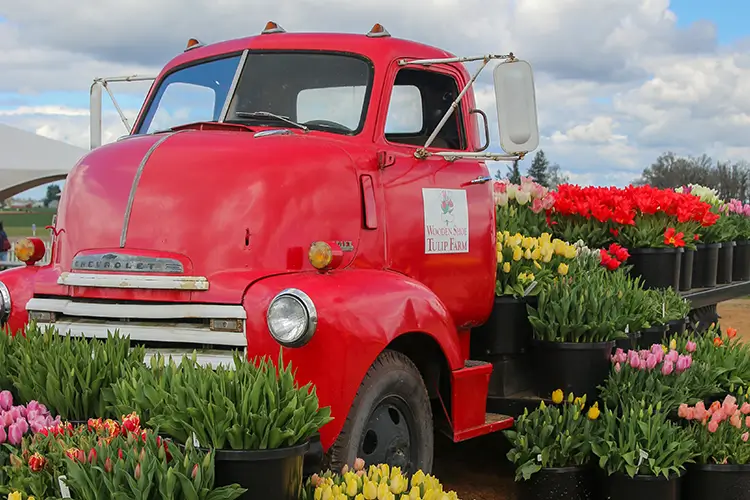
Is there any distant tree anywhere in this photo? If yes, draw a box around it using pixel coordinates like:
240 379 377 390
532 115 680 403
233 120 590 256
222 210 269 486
43 185 61 208
507 160 522 184
527 150 550 187
547 163 570 188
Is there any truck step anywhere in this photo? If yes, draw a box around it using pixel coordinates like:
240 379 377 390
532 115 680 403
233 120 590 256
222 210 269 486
437 412 514 442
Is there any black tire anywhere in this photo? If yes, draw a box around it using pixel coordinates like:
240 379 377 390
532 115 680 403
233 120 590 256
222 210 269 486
690 305 720 333
327 349 434 475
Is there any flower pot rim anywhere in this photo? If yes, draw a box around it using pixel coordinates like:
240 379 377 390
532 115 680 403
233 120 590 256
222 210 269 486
641 324 668 333
667 317 687 326
494 295 536 304
531 339 616 350
735 239 750 246
690 462 750 472
195 440 310 461
720 241 738 247
627 247 683 254
536 464 592 474
697 243 722 249
611 470 683 481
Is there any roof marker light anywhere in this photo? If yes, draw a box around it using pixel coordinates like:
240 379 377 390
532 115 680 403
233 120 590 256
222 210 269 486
366 23 391 38
262 21 286 34
185 38 205 51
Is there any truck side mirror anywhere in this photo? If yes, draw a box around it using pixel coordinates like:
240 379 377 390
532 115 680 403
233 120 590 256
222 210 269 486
493 59 540 155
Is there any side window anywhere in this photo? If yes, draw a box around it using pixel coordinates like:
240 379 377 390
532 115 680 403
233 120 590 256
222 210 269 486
145 83 218 134
384 69 466 150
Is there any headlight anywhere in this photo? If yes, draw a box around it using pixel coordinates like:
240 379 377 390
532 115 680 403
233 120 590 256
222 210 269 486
266 288 317 347
0 282 11 325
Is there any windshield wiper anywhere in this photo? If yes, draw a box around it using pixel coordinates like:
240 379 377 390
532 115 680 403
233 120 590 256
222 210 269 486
233 111 308 131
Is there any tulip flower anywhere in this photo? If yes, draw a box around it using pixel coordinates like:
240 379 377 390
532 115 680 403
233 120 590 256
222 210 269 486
0 425 6 444
551 389 564 404
685 340 696 353
0 391 12 411
661 360 674 376
727 327 738 339
7 423 22 446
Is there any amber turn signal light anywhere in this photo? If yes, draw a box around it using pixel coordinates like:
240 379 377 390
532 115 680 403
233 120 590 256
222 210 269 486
308 241 343 271
14 237 46 266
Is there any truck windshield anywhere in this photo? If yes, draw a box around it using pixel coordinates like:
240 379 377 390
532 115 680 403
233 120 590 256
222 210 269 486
138 52 373 135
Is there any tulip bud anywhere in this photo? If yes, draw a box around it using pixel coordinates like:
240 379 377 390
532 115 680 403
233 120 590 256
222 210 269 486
191 463 199 479
104 457 113 473
134 463 141 480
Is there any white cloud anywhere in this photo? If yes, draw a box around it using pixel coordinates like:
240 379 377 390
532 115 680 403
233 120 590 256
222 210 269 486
0 0 748 188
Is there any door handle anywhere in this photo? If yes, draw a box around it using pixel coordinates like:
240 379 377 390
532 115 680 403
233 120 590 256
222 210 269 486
462 176 493 186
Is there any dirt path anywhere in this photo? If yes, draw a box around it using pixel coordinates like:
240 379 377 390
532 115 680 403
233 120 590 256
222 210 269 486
718 299 750 340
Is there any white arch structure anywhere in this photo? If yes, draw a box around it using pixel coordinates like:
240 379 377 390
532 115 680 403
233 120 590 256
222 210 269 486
0 123 88 201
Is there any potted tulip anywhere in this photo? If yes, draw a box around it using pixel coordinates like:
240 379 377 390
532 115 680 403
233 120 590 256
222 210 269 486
725 198 750 282
504 391 601 500
690 326 750 396
662 287 691 336
109 351 332 500
9 325 145 423
679 395 750 500
526 268 641 399
494 177 555 238
473 231 579 396
592 400 695 500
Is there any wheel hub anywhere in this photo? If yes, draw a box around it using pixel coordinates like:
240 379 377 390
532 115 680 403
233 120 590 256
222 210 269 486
358 397 417 473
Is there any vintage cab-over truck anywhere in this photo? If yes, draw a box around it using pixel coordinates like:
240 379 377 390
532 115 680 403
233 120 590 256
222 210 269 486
2 22 540 473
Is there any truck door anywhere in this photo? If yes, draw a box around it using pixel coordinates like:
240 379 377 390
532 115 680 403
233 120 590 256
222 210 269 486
377 64 496 330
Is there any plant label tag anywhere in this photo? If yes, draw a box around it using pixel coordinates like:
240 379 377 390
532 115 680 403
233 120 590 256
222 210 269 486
523 281 538 297
192 432 201 448
58 475 71 498
537 454 542 462
625 324 630 334
637 449 649 467
662 301 666 317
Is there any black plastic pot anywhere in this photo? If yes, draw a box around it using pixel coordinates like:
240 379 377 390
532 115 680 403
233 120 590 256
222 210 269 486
471 296 536 356
531 339 615 401
733 240 750 282
210 441 309 500
626 247 682 290
692 243 720 288
716 241 736 285
614 332 639 351
667 317 687 336
683 464 750 500
606 472 680 500
679 248 695 291
517 466 600 500
635 324 668 348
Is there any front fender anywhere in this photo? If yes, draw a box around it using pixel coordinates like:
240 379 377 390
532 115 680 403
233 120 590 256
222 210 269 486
242 269 462 449
0 265 44 334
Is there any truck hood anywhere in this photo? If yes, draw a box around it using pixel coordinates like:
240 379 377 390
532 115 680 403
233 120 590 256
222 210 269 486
52 129 363 298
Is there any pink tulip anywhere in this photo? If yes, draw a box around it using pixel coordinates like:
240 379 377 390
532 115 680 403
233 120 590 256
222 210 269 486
708 420 719 433
1 412 12 427
694 402 708 422
629 354 641 369
746 416 750 428
0 425 5 444
661 360 674 376
7 423 22 446
743 432 749 442
645 353 658 371
0 391 12 411
685 340 696 353
741 403 750 415
675 355 690 373
666 350 679 364
678 404 689 418
615 362 621 373
723 396 739 416
650 345 665 363
15 418 28 435
7 407 21 422
731 412 742 429
612 348 627 365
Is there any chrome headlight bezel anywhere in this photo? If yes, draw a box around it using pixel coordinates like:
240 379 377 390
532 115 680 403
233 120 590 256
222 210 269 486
0 282 11 326
266 288 317 348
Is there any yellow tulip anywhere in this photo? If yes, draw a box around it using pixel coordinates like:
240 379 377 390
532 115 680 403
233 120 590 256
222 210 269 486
8 493 22 500
496 232 504 244
551 389 564 404
558 263 569 276
347 478 359 496
512 247 523 261
390 473 406 494
378 481 390 499
497 250 503 263
669 338 677 350
588 402 601 420
522 236 535 249
409 486 421 499
356 495 365 500
534 260 542 270
411 470 425 486
564 246 577 259
502 262 511 273
531 247 541 261
321 485 333 500
524 248 532 260
363 481 378 500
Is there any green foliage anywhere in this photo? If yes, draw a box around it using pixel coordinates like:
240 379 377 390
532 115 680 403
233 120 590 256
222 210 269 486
504 395 599 481
527 270 643 343
109 351 332 450
690 326 750 393
592 400 696 478
9 325 145 420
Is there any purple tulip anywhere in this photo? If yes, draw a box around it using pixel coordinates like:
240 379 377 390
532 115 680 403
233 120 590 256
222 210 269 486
7 423 22 446
0 391 12 411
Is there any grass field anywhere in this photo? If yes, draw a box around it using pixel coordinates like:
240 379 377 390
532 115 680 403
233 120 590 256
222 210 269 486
0 209 56 241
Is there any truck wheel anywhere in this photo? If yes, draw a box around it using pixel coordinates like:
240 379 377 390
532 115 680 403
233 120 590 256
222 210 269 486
327 349 434 475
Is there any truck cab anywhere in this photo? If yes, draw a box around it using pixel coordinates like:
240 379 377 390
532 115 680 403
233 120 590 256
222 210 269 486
2 22 539 473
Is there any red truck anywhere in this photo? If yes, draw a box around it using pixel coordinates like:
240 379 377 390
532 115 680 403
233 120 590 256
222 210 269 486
2 22 540 473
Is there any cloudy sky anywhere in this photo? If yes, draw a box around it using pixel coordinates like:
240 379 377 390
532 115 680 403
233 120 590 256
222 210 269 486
1 0 750 199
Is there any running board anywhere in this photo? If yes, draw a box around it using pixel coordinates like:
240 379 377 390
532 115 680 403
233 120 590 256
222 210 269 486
443 360 515 442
